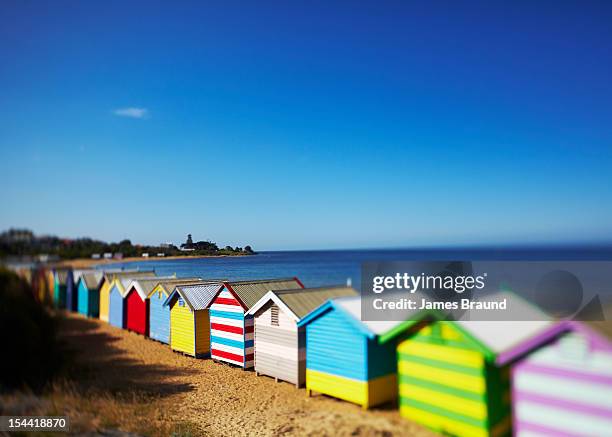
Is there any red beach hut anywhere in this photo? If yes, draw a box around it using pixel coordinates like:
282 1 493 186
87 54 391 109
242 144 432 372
124 276 175 336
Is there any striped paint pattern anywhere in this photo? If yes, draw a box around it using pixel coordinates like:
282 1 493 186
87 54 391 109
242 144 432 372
303 301 399 408
398 323 511 437
210 288 254 368
513 331 612 437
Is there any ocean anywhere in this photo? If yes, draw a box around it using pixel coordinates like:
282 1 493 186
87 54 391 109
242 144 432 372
99 247 612 290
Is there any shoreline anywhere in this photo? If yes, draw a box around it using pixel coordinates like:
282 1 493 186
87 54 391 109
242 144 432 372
56 253 253 269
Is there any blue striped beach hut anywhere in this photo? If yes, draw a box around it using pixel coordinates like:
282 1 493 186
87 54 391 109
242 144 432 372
209 278 304 369
297 296 412 409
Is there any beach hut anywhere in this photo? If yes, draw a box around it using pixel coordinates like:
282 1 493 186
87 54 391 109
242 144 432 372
71 269 96 310
99 273 113 321
379 294 555 437
122 276 187 336
108 273 158 329
30 267 52 305
76 272 104 317
247 285 358 386
164 282 224 357
53 268 70 309
46 268 55 305
108 277 130 328
148 278 204 344
511 321 612 437
209 278 304 369
297 295 412 409
99 270 153 322
65 269 77 311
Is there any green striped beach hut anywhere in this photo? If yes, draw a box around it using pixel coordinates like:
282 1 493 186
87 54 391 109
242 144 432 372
380 293 554 437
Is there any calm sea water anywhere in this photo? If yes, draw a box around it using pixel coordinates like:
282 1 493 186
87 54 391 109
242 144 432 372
100 247 612 290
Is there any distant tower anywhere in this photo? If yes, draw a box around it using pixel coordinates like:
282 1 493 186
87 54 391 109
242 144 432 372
347 277 352 287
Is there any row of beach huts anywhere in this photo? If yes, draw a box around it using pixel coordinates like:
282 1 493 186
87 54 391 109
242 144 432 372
18 265 612 437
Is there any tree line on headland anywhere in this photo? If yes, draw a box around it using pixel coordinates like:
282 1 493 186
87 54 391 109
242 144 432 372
0 229 255 260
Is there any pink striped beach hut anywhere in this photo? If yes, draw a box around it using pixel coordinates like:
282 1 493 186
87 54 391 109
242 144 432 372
510 321 612 437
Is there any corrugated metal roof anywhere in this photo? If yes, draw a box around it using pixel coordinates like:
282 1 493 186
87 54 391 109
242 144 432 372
83 272 103 289
174 283 223 310
152 278 203 296
128 276 176 300
276 286 358 319
116 275 159 297
227 278 303 309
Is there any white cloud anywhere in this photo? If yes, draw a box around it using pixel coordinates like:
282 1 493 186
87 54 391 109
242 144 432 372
113 107 149 119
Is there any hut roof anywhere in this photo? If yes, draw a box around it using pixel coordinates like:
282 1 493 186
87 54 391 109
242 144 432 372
73 269 97 284
224 278 303 310
56 270 69 284
492 319 612 365
83 272 104 289
248 285 358 321
147 278 204 298
452 293 554 363
334 296 413 336
166 283 224 311
297 295 426 339
376 292 557 364
458 320 553 361
113 274 159 297
126 276 177 300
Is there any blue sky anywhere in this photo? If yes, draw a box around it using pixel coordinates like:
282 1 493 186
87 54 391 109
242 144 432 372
1 1 611 250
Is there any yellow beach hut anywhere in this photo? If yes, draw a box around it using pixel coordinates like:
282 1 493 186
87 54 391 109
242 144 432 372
46 269 55 305
164 282 223 358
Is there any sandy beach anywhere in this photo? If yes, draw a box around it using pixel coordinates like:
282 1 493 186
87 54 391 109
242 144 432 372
1 312 434 436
